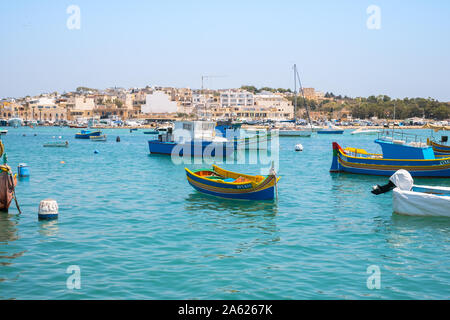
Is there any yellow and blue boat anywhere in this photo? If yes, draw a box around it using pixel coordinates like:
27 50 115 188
330 140 450 177
75 130 102 139
427 139 450 158
423 123 450 158
185 165 279 200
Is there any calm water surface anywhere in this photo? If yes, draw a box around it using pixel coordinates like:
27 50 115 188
0 127 449 299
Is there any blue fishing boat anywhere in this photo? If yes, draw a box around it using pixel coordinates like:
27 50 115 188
185 165 279 200
143 129 159 135
318 123 344 135
75 130 102 139
148 121 235 157
330 134 450 177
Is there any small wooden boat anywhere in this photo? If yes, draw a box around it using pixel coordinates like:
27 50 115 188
90 135 107 142
185 165 279 200
43 141 69 147
75 130 102 139
0 130 7 135
372 169 450 217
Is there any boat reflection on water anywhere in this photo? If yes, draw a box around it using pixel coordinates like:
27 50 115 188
0 214 26 269
184 193 280 256
38 219 59 237
0 214 19 243
184 192 278 218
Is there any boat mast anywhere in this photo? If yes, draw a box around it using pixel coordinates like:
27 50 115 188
295 65 313 130
293 64 297 123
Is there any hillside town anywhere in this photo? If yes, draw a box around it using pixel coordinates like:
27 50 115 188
0 86 448 127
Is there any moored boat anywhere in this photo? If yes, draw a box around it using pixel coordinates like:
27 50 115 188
185 165 279 200
276 128 312 137
143 129 159 135
351 128 381 135
68 124 88 128
0 164 17 211
428 139 450 158
148 121 235 157
43 141 69 147
75 130 102 139
0 141 18 212
90 135 107 142
318 123 344 135
330 137 450 177
372 169 450 217
8 118 23 127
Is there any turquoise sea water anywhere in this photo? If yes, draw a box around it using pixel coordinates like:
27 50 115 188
0 127 449 300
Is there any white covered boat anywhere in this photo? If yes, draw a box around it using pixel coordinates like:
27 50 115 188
372 169 450 217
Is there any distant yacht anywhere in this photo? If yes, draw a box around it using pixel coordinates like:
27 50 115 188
8 118 23 127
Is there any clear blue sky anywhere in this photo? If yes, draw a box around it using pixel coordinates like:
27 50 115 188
1 0 450 100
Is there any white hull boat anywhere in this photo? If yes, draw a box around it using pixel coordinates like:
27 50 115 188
372 169 450 217
351 128 381 135
276 129 312 137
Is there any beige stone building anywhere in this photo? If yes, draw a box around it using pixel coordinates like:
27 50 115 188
254 92 294 120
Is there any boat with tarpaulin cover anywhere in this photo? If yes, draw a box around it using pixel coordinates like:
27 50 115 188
372 169 450 217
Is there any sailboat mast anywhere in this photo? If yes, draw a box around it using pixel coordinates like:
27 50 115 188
293 64 297 123
295 67 313 130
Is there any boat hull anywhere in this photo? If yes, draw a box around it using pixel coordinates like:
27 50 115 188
43 143 68 147
330 142 450 177
393 186 450 217
429 141 450 158
318 130 344 135
278 130 312 137
90 135 107 141
148 140 235 157
185 166 277 200
0 168 17 211
75 131 102 139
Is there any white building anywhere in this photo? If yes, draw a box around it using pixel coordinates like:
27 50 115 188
141 90 178 114
220 90 254 108
254 92 294 120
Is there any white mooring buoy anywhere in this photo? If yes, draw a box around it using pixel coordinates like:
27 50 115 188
295 143 303 152
38 199 59 220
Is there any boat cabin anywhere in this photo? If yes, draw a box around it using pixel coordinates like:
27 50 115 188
157 121 218 143
375 138 435 160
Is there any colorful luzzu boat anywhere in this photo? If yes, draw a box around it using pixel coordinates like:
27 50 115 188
185 165 280 200
423 123 450 158
75 130 102 139
330 138 450 177
427 139 450 158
